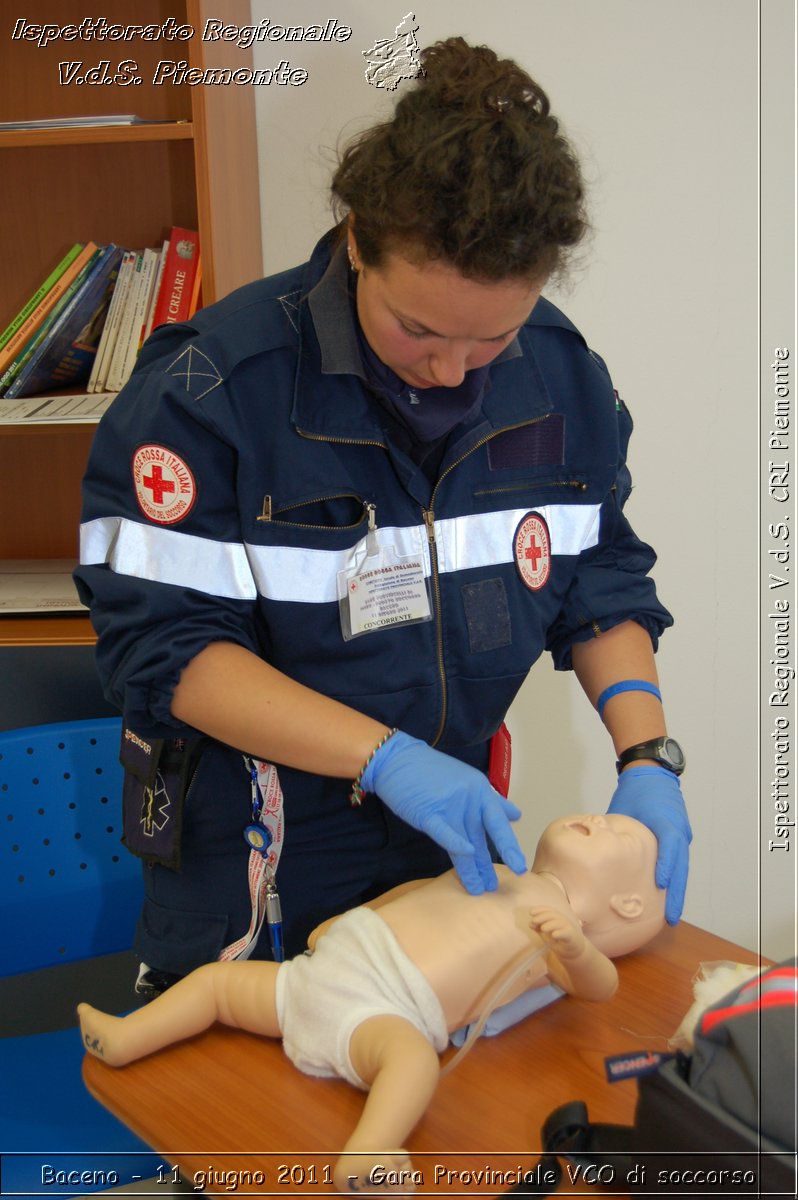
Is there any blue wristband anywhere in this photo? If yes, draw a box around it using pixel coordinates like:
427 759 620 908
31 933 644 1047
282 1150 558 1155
597 679 662 721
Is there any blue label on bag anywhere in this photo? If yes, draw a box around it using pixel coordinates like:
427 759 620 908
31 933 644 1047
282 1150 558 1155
604 1050 675 1082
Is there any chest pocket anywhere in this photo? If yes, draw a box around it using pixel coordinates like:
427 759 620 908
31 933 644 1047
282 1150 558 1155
486 415 566 471
257 492 368 532
474 415 589 507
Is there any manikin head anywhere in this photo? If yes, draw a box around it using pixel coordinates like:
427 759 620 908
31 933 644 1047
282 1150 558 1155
531 813 666 957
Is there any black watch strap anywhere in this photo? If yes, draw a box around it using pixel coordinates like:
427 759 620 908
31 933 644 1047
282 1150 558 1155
616 736 685 776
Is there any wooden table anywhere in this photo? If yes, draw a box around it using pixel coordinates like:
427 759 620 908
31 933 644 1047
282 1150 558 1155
83 922 762 1196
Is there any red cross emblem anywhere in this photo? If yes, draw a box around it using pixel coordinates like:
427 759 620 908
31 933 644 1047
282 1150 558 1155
515 512 551 591
525 537 543 571
132 445 196 525
143 465 176 505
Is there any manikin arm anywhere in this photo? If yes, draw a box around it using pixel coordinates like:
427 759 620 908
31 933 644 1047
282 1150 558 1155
529 906 618 1002
334 1014 440 1193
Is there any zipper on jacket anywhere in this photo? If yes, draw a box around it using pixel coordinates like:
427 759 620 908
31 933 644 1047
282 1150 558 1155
420 509 446 742
257 491 369 531
474 479 588 498
296 428 387 452
423 415 551 747
296 417 557 748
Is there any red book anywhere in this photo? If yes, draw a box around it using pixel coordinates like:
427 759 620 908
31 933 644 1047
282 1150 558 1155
149 227 200 331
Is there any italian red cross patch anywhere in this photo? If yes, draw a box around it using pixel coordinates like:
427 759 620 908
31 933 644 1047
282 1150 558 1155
514 511 551 591
132 445 196 525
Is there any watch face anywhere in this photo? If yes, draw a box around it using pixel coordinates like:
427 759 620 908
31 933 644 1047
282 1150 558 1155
663 738 686 771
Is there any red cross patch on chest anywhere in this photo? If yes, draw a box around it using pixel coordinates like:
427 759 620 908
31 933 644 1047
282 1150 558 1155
514 511 551 591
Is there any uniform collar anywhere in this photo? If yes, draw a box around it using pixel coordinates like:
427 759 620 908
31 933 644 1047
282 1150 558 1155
292 232 552 441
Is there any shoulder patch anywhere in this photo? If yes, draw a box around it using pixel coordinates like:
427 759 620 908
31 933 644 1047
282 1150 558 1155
514 511 551 591
132 445 196 525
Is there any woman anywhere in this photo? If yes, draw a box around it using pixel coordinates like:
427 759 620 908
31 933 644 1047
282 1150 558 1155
76 38 690 988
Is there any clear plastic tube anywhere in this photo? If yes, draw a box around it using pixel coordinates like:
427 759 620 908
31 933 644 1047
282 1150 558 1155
440 944 547 1076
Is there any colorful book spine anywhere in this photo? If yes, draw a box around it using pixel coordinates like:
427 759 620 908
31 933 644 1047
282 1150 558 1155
149 227 200 330
7 246 123 398
0 242 98 376
0 250 102 397
187 256 203 319
0 243 82 353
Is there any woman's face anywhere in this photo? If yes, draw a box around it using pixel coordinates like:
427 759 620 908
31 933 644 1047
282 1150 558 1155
351 240 545 390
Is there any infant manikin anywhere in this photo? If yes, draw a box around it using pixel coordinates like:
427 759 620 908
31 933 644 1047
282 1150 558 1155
79 813 666 1193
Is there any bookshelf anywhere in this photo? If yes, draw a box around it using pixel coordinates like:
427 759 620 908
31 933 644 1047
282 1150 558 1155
0 0 263 647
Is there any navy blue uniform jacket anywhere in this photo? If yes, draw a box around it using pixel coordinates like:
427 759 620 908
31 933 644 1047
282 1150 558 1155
76 233 672 968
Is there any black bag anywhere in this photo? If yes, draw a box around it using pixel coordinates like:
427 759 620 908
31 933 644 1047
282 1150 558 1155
510 960 797 1196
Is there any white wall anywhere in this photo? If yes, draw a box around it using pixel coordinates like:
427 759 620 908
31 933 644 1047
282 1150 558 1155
249 0 793 958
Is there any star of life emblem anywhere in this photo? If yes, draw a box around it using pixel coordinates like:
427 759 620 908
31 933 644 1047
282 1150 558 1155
140 772 171 837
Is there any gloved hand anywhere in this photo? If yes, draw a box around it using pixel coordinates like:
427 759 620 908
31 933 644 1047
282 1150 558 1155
607 765 692 925
361 731 527 894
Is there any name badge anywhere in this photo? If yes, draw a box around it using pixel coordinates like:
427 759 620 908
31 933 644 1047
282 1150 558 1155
337 505 432 640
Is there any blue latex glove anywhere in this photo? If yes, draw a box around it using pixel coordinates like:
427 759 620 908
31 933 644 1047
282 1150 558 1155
361 731 527 894
607 765 692 925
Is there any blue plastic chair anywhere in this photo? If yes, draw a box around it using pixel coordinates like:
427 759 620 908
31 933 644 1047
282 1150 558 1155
0 718 165 1194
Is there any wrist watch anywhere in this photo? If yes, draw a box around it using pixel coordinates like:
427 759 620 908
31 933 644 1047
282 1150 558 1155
616 736 686 776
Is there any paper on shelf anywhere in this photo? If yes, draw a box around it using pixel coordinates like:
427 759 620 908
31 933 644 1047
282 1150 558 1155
0 560 86 613
0 115 176 131
0 393 115 424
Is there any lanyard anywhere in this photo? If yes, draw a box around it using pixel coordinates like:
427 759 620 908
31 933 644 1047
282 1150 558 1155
218 757 285 963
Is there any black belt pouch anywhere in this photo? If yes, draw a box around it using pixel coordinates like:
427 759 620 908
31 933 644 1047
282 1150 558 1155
119 726 204 870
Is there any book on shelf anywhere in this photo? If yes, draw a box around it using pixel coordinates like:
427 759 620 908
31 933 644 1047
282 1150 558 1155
3 225 201 408
0 243 82 353
188 257 203 319
0 242 98 376
87 249 136 394
0 247 102 397
133 248 162 355
149 227 200 330
4 246 124 398
142 239 170 345
104 247 162 392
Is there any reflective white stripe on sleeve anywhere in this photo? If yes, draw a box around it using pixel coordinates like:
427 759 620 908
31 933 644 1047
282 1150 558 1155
80 503 601 605
80 516 257 601
435 505 600 574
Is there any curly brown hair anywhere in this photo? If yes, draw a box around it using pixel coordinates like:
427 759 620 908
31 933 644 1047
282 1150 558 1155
332 37 588 282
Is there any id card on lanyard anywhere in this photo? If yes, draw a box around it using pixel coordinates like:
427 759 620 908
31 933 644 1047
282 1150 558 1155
337 503 432 640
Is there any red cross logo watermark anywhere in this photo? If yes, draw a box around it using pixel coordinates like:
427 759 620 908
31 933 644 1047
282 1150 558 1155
132 444 196 524
514 511 551 591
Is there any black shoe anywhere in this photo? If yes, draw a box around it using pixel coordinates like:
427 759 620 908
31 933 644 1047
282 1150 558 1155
135 963 183 1000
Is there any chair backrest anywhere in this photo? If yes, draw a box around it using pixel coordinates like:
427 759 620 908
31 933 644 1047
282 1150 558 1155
0 717 143 976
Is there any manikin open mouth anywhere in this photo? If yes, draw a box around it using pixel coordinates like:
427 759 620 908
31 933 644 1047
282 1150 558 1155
568 821 592 836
